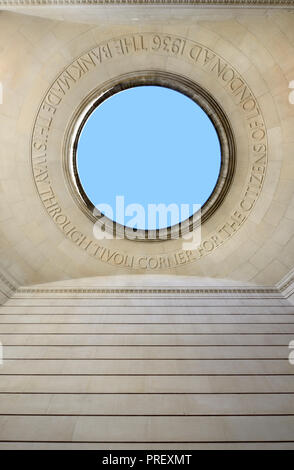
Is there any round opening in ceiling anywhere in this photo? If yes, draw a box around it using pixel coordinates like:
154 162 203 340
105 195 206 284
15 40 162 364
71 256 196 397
76 85 221 233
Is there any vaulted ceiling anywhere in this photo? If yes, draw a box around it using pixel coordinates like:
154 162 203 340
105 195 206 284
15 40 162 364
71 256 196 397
0 2 294 293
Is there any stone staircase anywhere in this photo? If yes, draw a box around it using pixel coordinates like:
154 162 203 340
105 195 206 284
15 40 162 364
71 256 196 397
0 290 293 449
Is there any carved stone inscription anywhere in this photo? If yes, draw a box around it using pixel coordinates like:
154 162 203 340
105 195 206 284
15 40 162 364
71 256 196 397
31 33 267 270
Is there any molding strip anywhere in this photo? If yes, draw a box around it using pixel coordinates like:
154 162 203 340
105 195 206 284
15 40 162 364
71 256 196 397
15 286 279 297
0 273 17 293
4 267 294 300
277 268 294 299
1 0 294 7
5 275 293 300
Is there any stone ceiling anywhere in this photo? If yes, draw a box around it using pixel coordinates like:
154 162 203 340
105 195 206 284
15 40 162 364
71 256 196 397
0 3 294 291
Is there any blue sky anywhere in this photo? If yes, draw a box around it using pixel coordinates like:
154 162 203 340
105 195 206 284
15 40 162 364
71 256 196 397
77 86 221 230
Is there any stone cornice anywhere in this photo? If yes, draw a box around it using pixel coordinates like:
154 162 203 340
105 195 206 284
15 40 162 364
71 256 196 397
0 271 18 304
276 267 294 298
0 272 17 293
15 286 279 297
0 0 294 8
6 271 294 299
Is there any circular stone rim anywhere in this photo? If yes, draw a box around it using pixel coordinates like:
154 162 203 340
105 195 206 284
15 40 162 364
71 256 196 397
64 70 236 241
